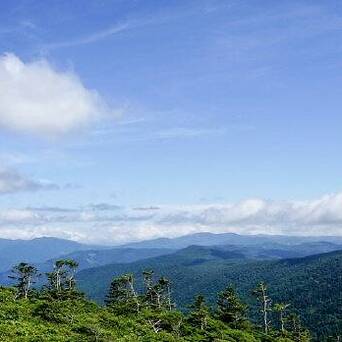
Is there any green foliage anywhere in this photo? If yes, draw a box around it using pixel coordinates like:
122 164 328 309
253 282 272 334
142 270 174 311
9 262 39 299
0 287 294 341
105 273 140 314
187 295 210 330
44 259 83 301
0 261 300 341
216 286 247 328
77 247 342 340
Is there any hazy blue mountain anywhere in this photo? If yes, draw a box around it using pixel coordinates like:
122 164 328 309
0 246 176 285
4 239 339 282
0 237 100 272
220 241 342 260
0 233 341 274
121 232 342 249
44 247 176 271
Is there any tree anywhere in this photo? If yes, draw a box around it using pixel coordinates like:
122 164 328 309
188 295 210 330
9 262 39 299
142 270 174 311
286 313 311 342
64 259 78 291
253 282 272 334
46 259 80 298
216 286 247 328
274 303 290 334
154 276 174 311
143 270 155 306
105 273 140 313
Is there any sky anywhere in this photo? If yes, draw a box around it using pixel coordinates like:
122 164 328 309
0 0 342 244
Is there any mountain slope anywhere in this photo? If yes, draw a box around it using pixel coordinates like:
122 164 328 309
55 247 176 269
77 247 342 341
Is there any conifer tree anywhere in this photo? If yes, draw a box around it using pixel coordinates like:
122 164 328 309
106 273 139 313
253 282 272 334
143 270 155 305
9 262 39 299
274 303 290 334
287 313 311 342
142 270 174 310
216 286 247 328
155 276 174 311
46 259 80 298
188 295 210 330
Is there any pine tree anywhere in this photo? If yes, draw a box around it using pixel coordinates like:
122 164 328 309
46 259 80 299
216 286 247 328
106 273 140 313
143 270 155 306
253 282 272 334
9 262 39 299
287 313 311 342
188 295 210 330
155 276 174 311
142 270 174 311
274 303 290 334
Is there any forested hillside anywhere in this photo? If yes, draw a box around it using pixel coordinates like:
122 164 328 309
0 236 340 340
0 260 302 341
0 234 341 276
2 237 340 286
77 247 342 341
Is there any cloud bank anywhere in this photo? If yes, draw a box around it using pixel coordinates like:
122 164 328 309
0 53 108 136
1 193 342 244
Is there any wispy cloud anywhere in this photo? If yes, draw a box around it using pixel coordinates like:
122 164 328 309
44 22 129 50
156 127 225 139
41 1 232 51
0 168 59 195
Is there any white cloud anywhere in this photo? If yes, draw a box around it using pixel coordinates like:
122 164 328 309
0 168 59 194
1 193 342 244
0 53 108 136
0 209 39 224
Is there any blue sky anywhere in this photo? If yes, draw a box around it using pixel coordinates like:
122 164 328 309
0 1 342 243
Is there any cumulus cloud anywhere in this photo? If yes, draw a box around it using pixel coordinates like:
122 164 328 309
1 193 342 244
0 168 59 194
0 53 109 136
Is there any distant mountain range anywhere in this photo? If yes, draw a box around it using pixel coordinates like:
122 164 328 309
1 232 342 274
0 237 101 272
120 232 342 249
1 232 341 275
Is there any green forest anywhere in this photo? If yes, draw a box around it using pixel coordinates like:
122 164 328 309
0 259 310 342
77 246 342 341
